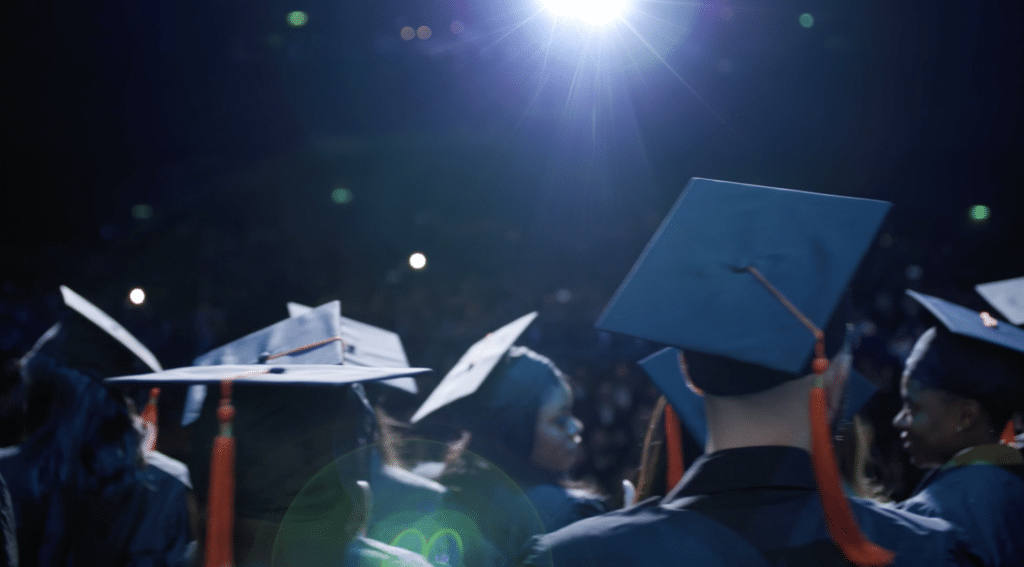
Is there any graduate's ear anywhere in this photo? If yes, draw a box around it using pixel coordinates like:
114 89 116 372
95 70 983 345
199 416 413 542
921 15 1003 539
955 398 984 433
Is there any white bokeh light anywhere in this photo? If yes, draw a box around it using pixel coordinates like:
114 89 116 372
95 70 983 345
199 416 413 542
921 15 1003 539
409 252 427 270
542 0 628 25
129 288 146 305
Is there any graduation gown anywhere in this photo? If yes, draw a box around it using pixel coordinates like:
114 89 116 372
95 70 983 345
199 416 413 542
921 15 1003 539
0 446 191 567
897 444 1024 567
521 447 978 567
523 484 606 534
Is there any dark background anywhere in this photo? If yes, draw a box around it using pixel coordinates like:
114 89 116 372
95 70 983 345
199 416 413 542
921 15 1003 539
3 0 1022 498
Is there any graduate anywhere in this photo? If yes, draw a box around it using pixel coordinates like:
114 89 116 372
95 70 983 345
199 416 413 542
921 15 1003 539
0 286 192 567
892 290 1024 567
520 178 977 567
108 364 435 567
176 300 437 565
408 313 606 563
634 346 880 502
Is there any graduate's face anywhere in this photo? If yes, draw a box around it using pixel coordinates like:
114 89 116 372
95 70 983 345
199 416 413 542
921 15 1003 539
530 383 583 474
893 330 963 468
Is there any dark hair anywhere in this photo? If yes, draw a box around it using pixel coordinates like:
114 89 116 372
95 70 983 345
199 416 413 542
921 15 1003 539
19 352 141 494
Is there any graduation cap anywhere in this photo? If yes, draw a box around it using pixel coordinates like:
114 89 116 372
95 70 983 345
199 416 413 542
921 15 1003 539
410 312 537 424
597 178 890 393
598 178 894 566
107 363 431 567
905 290 1024 445
906 290 1024 359
286 301 417 394
20 286 165 451
638 348 707 452
837 369 877 428
25 286 163 379
182 300 377 426
975 276 1024 326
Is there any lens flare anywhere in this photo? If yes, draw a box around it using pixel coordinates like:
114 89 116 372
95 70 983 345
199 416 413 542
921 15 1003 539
542 0 627 25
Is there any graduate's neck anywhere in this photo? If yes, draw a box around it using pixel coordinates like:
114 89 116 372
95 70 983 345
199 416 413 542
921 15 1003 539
703 375 813 453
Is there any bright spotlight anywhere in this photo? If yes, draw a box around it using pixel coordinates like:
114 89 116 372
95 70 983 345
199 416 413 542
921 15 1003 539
409 253 427 270
129 288 146 305
542 0 627 25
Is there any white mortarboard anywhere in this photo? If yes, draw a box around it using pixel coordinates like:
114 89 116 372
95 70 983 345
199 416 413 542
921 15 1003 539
29 286 164 378
410 312 538 424
286 301 417 394
975 277 1024 326
108 364 431 387
183 300 407 426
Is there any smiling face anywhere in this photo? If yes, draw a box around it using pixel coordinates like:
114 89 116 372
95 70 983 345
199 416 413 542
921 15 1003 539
529 383 584 474
892 328 967 468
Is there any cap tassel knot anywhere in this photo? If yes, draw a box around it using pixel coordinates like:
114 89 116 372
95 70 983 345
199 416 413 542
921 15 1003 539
748 266 894 566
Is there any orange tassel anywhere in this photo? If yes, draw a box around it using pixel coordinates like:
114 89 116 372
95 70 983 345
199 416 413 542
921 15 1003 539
141 387 160 453
664 404 685 493
811 386 894 566
1001 420 1016 445
205 380 236 567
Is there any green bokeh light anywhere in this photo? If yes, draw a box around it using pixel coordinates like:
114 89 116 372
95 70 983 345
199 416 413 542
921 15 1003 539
331 187 353 204
287 11 309 27
131 204 153 220
799 13 814 28
969 205 990 221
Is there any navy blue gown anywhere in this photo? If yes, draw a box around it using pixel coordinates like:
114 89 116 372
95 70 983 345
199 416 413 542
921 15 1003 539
896 445 1024 567
521 447 979 567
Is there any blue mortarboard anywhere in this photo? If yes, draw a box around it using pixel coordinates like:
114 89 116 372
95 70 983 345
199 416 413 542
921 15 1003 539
637 348 706 453
975 277 1024 326
907 290 1024 356
904 290 1024 403
597 178 890 394
410 312 538 424
286 301 417 394
837 369 876 427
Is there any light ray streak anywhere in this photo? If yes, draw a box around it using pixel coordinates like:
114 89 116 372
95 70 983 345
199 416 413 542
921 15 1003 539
617 14 736 133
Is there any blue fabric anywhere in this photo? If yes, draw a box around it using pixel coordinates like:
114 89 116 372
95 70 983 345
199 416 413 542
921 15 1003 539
0 472 16 567
898 463 1024 567
0 447 191 567
522 447 979 567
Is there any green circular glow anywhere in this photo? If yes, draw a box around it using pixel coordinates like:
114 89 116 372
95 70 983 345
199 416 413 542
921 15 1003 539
131 204 153 220
969 205 990 221
331 188 353 204
799 13 814 28
287 11 309 27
